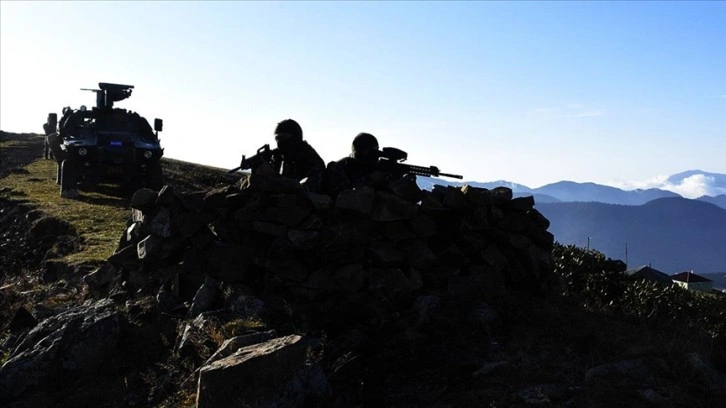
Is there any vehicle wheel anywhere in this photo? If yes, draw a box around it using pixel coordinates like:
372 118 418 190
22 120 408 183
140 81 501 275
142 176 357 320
60 160 78 197
146 161 164 190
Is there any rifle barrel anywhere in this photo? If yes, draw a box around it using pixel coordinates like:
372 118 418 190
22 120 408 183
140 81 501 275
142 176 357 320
438 172 463 179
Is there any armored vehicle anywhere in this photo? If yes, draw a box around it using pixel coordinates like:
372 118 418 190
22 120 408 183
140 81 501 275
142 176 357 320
44 82 165 197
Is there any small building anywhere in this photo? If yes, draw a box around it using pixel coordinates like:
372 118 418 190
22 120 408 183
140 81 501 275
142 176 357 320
671 271 713 293
625 265 673 285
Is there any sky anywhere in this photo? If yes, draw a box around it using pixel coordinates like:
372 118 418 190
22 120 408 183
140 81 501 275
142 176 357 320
1 1 724 192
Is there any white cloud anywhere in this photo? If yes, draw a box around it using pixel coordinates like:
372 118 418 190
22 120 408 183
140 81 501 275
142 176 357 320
614 173 726 199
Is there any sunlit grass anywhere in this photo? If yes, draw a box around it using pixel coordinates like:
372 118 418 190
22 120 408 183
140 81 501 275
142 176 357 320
0 158 130 265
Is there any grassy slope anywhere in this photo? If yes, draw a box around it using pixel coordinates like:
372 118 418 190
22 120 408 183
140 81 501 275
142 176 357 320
0 134 236 266
1 156 130 265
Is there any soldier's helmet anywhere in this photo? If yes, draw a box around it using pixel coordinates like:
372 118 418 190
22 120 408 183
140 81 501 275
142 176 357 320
274 119 303 142
352 133 379 159
274 119 303 154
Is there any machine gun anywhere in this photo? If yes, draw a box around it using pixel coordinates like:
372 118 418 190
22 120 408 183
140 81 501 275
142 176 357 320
376 147 463 179
228 144 280 173
81 82 134 110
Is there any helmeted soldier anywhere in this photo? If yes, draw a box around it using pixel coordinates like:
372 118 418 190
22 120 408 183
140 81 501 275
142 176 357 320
271 119 326 193
323 132 391 197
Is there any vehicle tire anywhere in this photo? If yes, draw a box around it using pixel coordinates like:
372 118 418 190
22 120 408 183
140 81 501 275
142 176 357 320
60 159 77 196
146 161 164 190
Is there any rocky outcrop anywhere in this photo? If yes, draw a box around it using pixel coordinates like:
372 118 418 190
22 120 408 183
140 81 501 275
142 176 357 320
0 299 121 400
196 334 330 408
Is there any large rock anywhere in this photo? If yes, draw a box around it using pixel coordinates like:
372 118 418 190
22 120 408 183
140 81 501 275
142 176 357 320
0 299 121 399
196 335 321 408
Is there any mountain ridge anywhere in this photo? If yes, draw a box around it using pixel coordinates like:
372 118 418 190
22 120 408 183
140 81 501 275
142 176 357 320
418 169 726 209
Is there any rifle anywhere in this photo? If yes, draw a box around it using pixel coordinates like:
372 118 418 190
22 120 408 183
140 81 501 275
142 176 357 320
376 147 463 179
228 144 279 173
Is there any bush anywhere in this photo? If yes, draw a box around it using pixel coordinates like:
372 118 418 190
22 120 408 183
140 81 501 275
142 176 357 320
552 242 726 344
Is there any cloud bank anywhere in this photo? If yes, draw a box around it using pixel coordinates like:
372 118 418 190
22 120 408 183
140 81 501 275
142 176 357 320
614 173 726 199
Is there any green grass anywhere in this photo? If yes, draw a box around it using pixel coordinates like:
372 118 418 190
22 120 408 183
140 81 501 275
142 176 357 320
0 158 130 265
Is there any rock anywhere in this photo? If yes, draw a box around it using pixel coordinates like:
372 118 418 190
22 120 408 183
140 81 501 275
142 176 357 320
137 234 185 263
267 259 308 283
108 244 138 268
389 175 423 202
259 205 310 227
419 189 445 209
399 239 437 269
335 186 375 215
491 186 513 203
147 207 173 238
684 352 726 390
156 282 184 314
174 211 215 237
204 330 279 366
156 184 175 205
473 360 508 376
130 188 158 210
461 207 490 231
515 383 573 405
370 268 414 295
0 299 121 399
369 241 406 267
83 262 118 287
371 191 417 221
469 302 499 327
638 388 670 404
304 192 332 210
510 195 535 211
179 191 207 212
7 307 37 333
188 276 220 318
196 335 309 408
252 221 287 237
332 264 371 294
481 244 508 272
443 186 469 210
287 229 320 250
410 295 441 328
227 294 265 320
461 185 492 207
528 209 551 230
410 214 437 237
585 358 668 384
28 216 75 240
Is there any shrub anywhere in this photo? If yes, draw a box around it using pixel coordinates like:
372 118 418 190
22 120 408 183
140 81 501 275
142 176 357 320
552 242 726 344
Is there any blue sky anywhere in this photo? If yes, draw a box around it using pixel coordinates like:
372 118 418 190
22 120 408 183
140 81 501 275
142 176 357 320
1 1 724 190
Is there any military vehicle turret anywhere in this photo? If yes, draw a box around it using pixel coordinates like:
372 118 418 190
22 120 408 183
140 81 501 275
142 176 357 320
44 82 165 198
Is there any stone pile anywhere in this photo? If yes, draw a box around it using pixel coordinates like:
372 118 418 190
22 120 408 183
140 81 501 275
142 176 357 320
99 168 554 313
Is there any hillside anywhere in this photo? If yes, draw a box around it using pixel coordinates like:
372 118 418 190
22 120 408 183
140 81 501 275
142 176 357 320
1 131 725 408
536 198 726 274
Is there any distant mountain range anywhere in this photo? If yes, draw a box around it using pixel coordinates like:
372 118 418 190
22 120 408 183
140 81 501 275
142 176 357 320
536 198 726 274
418 170 726 274
418 169 726 209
